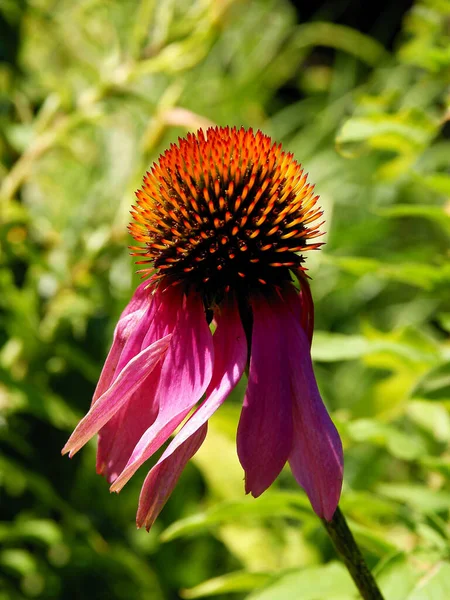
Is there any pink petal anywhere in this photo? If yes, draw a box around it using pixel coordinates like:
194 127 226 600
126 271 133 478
96 379 160 482
91 310 145 407
61 335 171 457
95 284 182 482
285 300 343 521
280 278 314 347
112 280 178 381
110 289 214 492
136 297 247 528
113 303 156 377
299 276 314 346
139 289 174 345
91 280 154 406
120 279 155 319
136 424 207 531
237 295 293 497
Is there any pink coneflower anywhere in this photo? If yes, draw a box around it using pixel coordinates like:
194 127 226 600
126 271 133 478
62 126 343 529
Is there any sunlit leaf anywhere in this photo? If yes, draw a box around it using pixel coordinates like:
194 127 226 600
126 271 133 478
181 571 272 598
375 204 450 234
377 484 450 513
412 363 450 402
247 562 357 600
406 563 450 600
375 553 422 600
161 493 313 542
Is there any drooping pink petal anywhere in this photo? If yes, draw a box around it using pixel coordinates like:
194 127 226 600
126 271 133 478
112 280 178 383
91 280 155 406
95 283 183 482
136 297 247 528
113 303 157 378
280 277 314 347
61 335 171 458
237 295 293 497
91 311 145 406
96 378 160 482
120 279 156 319
298 275 315 346
110 289 214 492
136 424 208 531
284 293 343 521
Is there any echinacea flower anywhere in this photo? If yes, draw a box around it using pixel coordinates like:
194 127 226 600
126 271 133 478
62 126 343 529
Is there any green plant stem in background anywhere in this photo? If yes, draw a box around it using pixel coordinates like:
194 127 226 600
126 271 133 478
322 507 385 600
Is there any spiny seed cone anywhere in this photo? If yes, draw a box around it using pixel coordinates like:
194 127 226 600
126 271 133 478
129 126 324 303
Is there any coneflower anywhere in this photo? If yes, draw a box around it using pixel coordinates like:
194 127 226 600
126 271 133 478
62 126 343 530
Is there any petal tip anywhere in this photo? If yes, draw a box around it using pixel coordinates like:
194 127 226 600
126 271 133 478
322 508 336 522
109 478 126 493
244 477 265 498
136 512 153 531
248 485 263 498
311 473 343 521
61 444 76 458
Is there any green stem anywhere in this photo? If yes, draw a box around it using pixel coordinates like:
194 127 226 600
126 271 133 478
322 507 385 600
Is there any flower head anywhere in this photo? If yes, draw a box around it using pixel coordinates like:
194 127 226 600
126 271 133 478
129 127 323 302
62 126 343 529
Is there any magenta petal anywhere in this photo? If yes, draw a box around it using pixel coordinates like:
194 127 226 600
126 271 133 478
298 277 314 346
237 296 293 497
137 424 208 530
286 302 343 521
91 280 154 406
113 303 156 377
113 281 173 379
95 283 183 481
110 290 214 492
91 310 145 407
95 379 160 482
61 335 171 457
143 296 246 456
120 279 155 319
135 298 247 528
281 279 314 348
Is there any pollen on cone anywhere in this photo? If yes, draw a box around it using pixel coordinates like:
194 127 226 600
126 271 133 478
129 126 323 300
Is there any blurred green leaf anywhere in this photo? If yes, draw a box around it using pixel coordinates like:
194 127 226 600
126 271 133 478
181 571 272 599
412 363 450 402
336 110 437 159
161 492 312 542
346 419 427 460
291 22 387 66
375 553 422 600
375 204 450 234
312 332 370 361
407 400 450 442
344 520 400 556
247 562 357 600
325 255 450 290
420 174 450 197
419 456 450 478
0 519 62 546
312 328 441 364
0 549 37 576
406 563 450 600
377 484 450 513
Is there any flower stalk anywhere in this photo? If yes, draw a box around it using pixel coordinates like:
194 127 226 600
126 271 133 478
322 507 385 600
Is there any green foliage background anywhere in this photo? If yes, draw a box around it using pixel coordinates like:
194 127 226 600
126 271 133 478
1 0 450 598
